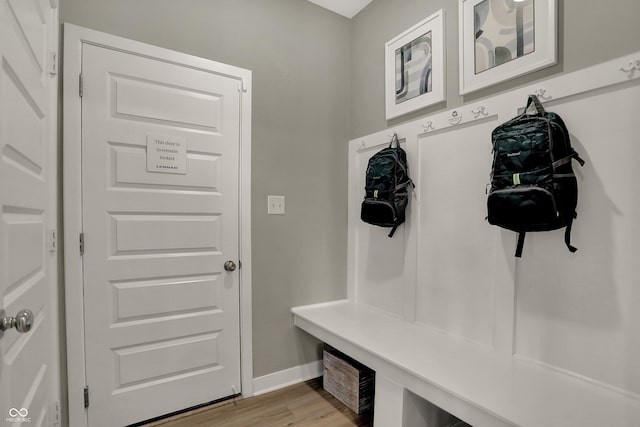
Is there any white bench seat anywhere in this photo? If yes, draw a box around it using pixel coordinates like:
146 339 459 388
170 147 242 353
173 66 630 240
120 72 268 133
292 300 640 427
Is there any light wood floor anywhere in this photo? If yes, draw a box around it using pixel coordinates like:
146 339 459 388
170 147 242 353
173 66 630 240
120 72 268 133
141 378 373 427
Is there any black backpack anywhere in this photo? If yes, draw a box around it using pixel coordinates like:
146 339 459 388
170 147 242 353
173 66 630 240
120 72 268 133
487 95 585 257
361 134 414 237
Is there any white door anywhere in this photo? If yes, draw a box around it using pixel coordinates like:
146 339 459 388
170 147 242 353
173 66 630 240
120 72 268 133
81 43 242 426
0 0 58 425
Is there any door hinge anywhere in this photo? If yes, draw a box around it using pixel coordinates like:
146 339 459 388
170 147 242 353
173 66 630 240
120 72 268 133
79 232 85 255
84 386 89 408
48 51 58 75
79 73 83 97
238 79 247 93
48 228 57 253
51 400 60 425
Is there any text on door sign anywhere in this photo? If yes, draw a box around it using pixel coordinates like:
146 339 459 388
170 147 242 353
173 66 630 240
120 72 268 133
147 134 187 174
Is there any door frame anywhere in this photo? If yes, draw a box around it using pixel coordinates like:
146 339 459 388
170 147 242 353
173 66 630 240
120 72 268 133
62 23 253 427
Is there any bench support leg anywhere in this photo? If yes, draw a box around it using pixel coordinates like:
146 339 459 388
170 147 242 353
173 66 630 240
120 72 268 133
373 375 404 427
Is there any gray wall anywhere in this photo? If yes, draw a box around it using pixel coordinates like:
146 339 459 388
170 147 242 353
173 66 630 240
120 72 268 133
351 0 640 138
59 0 640 385
59 0 351 378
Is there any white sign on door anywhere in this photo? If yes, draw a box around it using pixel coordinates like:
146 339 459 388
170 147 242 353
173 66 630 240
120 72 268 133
147 134 187 174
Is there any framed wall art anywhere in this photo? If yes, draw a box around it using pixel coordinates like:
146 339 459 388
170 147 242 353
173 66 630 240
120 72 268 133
459 0 557 94
385 9 445 120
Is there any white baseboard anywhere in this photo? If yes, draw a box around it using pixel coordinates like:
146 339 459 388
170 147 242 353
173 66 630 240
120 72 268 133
252 360 323 396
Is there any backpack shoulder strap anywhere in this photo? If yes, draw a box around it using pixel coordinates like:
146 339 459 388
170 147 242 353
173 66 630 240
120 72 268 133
525 95 546 115
571 149 586 167
552 149 586 170
565 215 578 253
515 232 526 258
389 133 400 148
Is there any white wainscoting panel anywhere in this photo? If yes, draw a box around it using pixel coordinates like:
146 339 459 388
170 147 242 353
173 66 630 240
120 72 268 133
513 80 640 396
416 117 506 347
349 140 409 318
346 50 640 419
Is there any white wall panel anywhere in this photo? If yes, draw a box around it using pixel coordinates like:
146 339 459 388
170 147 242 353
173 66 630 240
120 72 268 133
514 81 640 395
351 142 408 317
416 118 500 346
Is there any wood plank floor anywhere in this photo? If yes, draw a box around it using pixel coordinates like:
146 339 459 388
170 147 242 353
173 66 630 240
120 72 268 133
141 378 373 427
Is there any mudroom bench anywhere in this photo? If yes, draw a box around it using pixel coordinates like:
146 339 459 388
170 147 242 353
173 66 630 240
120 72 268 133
292 300 640 427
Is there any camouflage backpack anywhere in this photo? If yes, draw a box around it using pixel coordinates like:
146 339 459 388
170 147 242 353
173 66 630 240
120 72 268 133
361 133 414 237
487 95 585 257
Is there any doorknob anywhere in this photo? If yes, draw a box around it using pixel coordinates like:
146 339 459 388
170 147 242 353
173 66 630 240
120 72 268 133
0 309 34 337
224 260 237 272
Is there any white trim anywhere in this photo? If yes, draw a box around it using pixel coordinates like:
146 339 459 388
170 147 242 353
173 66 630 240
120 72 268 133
252 361 323 396
239 67 254 399
62 23 253 426
346 141 359 303
47 3 62 423
62 23 86 427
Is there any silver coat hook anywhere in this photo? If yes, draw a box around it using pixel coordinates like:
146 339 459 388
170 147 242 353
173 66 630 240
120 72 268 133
620 59 640 78
471 106 488 118
422 121 435 131
449 110 462 126
535 89 552 100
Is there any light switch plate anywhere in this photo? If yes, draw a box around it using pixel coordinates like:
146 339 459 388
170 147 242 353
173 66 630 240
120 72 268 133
268 195 285 215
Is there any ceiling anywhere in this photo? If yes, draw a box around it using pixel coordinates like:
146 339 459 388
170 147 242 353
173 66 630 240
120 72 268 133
306 0 373 19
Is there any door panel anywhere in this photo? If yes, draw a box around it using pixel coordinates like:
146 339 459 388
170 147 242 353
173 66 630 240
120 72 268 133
0 0 55 424
113 76 223 129
109 141 221 190
81 43 241 426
